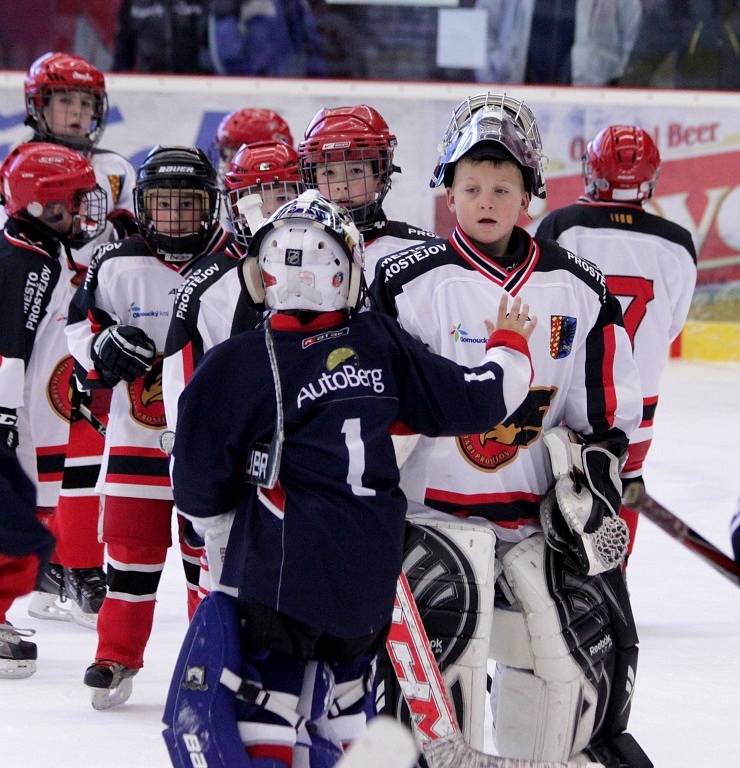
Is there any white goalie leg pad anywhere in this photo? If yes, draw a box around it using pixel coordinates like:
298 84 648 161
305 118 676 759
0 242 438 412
490 533 599 762
401 512 496 750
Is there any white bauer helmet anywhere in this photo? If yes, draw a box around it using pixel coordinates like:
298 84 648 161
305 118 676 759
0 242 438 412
243 190 364 311
430 92 547 198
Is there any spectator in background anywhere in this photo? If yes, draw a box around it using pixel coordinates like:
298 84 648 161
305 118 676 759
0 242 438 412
621 0 740 90
208 0 327 76
113 0 213 73
475 0 642 86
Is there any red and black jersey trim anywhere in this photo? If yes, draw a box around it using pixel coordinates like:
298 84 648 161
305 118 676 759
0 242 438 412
640 395 659 428
537 199 696 264
450 226 539 295
106 447 171 487
36 445 67 483
424 487 541 528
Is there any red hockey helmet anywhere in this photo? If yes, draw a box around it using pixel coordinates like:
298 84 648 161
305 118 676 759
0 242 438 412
583 125 661 202
0 142 107 244
223 141 304 245
214 108 293 165
24 52 108 151
298 105 398 228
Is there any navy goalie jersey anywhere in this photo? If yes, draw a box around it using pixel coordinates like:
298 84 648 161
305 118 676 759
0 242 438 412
173 310 532 638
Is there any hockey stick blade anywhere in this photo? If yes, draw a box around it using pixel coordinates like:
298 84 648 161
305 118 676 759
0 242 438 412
632 492 740 586
337 716 419 768
386 572 603 768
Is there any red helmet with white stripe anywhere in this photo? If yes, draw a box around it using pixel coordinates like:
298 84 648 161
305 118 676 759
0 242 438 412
0 142 107 244
24 52 108 151
298 105 398 228
223 141 303 245
583 125 661 202
214 108 293 169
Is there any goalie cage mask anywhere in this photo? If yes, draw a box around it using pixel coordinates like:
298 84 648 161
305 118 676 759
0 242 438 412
430 92 546 198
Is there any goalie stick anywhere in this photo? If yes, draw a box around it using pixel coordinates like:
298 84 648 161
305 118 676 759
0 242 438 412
625 488 740 587
385 572 603 768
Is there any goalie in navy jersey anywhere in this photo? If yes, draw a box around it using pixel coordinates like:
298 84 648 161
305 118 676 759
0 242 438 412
372 95 651 766
536 125 697 558
167 191 536 768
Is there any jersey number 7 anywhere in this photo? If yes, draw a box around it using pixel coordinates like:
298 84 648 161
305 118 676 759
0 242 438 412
605 275 655 345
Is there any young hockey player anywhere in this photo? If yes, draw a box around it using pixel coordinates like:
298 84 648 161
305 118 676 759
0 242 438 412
162 140 304 597
65 146 231 709
297 104 436 286
536 125 697 556
0 142 107 675
372 94 650 766
21 51 138 626
212 107 294 175
163 140 303 437
167 191 536 768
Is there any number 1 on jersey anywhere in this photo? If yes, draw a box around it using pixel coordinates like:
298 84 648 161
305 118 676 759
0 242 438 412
341 418 376 497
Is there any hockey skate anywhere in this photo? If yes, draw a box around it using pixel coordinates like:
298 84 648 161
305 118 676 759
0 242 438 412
84 660 138 710
27 562 71 622
0 623 38 679
65 567 107 630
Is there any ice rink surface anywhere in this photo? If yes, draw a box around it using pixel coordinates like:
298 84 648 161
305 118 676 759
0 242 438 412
5 360 740 768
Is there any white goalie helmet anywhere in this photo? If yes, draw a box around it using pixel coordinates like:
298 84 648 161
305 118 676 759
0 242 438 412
430 92 547 198
244 190 364 311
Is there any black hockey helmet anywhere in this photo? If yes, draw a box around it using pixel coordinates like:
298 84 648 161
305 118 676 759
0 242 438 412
134 145 221 261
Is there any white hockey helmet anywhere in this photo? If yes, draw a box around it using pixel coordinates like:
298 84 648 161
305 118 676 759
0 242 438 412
244 190 364 311
430 93 546 198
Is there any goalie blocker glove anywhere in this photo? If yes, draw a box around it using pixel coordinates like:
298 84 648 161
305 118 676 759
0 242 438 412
91 325 156 385
540 426 629 575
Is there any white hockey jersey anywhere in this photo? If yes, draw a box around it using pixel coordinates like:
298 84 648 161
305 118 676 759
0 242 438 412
536 197 697 477
66 229 232 500
360 217 437 287
372 225 641 542
0 219 82 506
162 249 257 431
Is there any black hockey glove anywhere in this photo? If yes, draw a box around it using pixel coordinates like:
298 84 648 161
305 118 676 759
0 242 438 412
540 427 629 575
0 407 19 453
91 325 156 384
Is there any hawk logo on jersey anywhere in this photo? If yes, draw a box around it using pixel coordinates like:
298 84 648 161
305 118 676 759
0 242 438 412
457 386 557 471
47 356 75 422
127 356 166 428
550 315 577 359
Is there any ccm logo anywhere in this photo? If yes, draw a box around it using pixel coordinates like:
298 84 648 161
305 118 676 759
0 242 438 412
182 733 208 767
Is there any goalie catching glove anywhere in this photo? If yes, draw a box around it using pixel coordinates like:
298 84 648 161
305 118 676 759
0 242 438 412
91 325 156 385
540 426 629 575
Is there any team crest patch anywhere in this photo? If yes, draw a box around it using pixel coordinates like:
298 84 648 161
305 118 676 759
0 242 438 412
457 387 557 472
549 315 577 359
127 357 166 428
107 174 123 204
47 355 75 422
